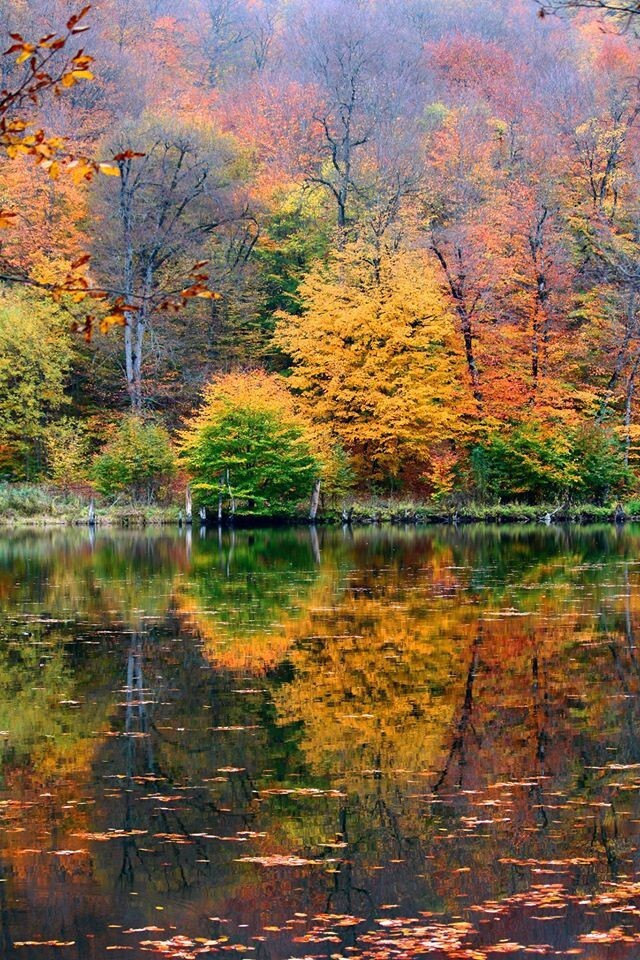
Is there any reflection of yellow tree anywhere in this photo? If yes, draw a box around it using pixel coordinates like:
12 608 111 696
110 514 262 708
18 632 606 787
5 525 640 952
253 528 640 917
275 600 470 778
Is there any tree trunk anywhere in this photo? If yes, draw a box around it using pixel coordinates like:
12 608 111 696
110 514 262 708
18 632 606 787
185 485 192 524
431 242 482 406
309 478 322 521
119 158 139 410
226 468 236 517
624 354 640 466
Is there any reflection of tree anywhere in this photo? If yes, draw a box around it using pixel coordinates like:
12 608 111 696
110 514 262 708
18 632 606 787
177 527 350 671
432 630 482 792
6 525 640 951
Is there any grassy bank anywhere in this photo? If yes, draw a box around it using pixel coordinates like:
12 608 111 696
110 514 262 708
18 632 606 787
329 499 627 525
0 485 178 527
0 484 637 528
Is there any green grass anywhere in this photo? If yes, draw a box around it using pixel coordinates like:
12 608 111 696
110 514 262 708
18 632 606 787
0 484 181 526
0 483 86 522
0 483 635 527
325 498 625 525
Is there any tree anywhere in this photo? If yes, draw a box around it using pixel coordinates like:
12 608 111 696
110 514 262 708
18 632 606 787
274 243 477 490
0 289 73 479
471 422 631 503
95 116 249 410
179 370 322 516
91 415 175 502
0 5 127 320
537 1 640 30
296 0 379 231
44 416 89 489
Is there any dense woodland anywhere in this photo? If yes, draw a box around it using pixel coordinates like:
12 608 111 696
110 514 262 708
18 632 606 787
3 0 640 512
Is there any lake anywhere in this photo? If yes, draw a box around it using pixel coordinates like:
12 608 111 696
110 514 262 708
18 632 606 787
1 523 640 958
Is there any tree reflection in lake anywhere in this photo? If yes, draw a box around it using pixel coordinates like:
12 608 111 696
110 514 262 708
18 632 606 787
1 525 640 957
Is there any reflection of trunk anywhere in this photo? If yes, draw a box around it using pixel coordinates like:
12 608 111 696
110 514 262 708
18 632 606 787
433 631 481 791
120 633 153 885
608 629 640 764
593 804 620 881
530 653 550 829
623 565 637 667
327 806 373 922
309 524 321 565
0 865 14 956
226 528 235 577
531 655 549 765
125 633 154 773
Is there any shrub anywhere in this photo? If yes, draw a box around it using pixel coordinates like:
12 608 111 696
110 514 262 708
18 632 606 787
45 417 90 490
624 498 640 518
0 483 84 518
471 422 631 505
569 425 632 503
179 371 324 516
471 424 570 504
91 416 175 503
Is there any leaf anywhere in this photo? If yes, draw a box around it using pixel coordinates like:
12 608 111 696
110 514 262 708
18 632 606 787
0 210 17 229
15 44 36 65
100 313 128 332
66 5 92 31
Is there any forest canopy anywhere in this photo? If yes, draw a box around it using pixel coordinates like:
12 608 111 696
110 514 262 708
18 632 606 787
2 0 640 509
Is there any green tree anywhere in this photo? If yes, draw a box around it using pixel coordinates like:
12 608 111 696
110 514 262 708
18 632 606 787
91 416 175 503
471 423 631 504
179 371 321 517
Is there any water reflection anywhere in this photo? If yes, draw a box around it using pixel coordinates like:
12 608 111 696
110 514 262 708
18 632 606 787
1 525 640 957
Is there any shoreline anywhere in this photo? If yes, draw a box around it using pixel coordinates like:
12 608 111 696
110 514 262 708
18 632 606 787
0 501 635 528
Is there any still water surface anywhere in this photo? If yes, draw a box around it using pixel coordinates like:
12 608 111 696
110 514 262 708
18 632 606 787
1 524 640 958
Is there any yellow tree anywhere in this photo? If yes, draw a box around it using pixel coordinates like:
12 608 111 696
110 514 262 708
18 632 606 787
274 243 477 492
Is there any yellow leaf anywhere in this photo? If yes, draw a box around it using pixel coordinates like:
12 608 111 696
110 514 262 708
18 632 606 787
98 163 120 177
15 45 35 64
100 313 127 331
69 161 94 184
5 144 29 158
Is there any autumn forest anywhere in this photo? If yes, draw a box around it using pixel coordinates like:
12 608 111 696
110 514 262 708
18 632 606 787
7 4 640 958
3 0 640 515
